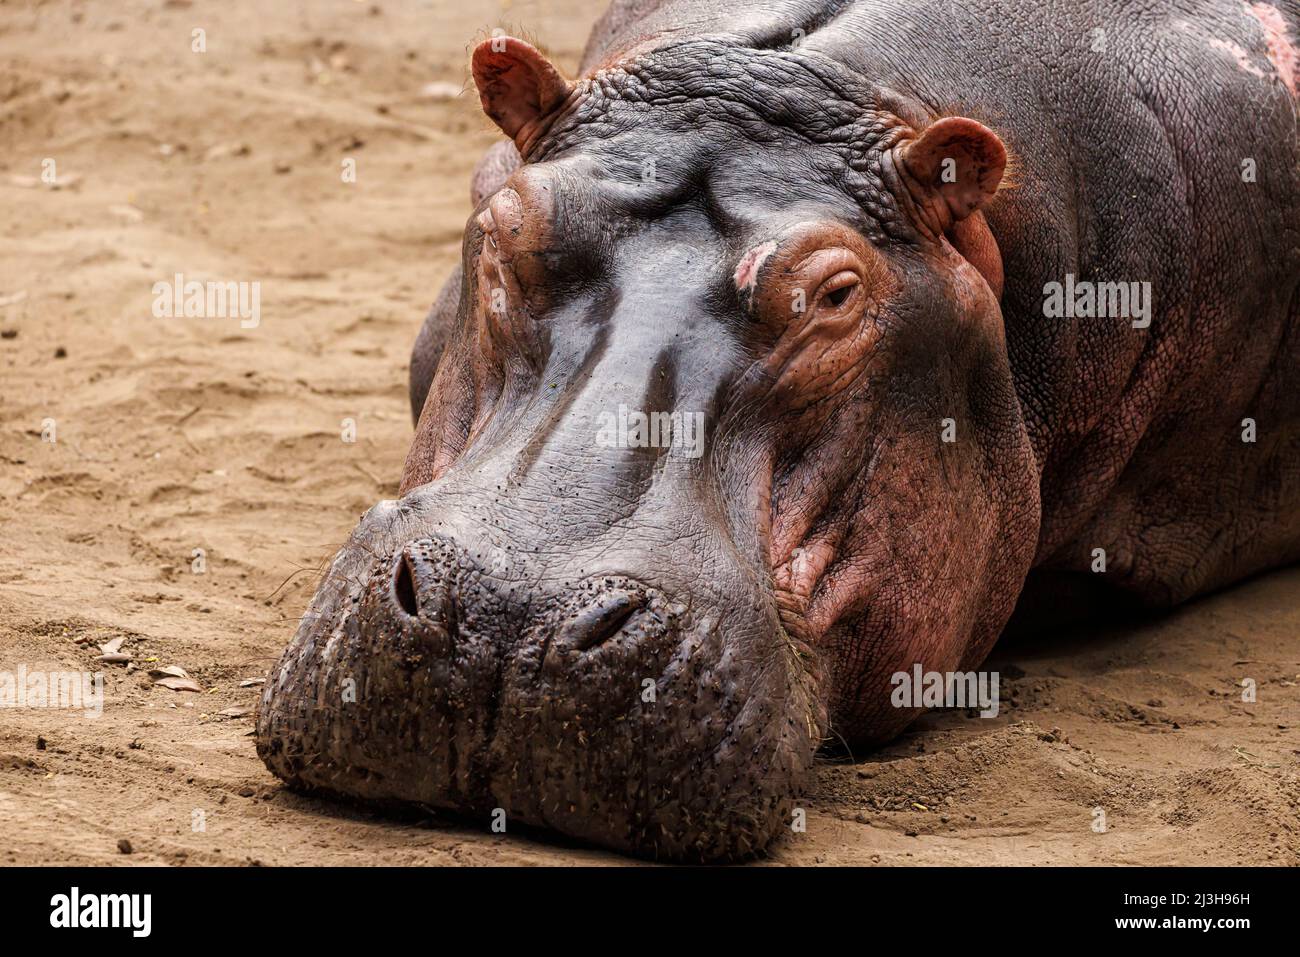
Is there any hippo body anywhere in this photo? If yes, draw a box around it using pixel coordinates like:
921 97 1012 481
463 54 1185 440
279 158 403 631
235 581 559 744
262 0 1300 860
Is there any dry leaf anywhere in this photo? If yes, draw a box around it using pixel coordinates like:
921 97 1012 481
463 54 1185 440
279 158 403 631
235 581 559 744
108 203 144 223
100 636 126 655
148 665 190 680
153 676 203 693
418 81 461 101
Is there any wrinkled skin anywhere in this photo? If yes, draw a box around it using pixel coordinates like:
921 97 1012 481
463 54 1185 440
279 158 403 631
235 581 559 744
259 0 1300 860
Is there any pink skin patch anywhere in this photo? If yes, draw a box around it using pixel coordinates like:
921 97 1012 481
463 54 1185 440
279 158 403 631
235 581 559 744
1247 2 1298 96
734 240 778 295
1211 37 1268 79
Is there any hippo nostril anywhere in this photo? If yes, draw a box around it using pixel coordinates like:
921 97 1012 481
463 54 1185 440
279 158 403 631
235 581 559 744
559 589 644 651
393 555 419 618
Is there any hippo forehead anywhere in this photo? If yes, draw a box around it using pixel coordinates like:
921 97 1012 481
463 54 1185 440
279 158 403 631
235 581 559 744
542 39 883 150
532 39 906 239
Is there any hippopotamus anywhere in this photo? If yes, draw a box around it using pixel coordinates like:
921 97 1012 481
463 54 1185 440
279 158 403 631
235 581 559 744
257 0 1300 860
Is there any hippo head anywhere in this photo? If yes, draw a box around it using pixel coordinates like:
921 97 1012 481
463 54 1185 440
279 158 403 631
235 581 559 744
258 36 1040 860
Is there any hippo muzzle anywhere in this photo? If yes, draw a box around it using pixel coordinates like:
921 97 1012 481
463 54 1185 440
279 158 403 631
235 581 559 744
258 464 824 860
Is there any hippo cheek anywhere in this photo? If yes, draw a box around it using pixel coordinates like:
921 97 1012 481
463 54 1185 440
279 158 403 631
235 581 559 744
257 531 825 861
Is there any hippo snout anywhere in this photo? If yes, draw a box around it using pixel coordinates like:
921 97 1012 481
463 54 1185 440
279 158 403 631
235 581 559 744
387 540 661 666
257 530 821 861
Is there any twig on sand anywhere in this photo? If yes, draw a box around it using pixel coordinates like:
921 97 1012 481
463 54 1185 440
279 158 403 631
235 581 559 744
351 461 384 486
1232 747 1279 769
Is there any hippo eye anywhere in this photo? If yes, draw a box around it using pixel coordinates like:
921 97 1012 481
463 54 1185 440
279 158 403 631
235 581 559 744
824 284 852 307
814 271 862 313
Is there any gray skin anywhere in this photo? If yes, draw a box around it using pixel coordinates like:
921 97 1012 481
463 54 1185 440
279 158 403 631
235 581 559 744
259 0 1300 861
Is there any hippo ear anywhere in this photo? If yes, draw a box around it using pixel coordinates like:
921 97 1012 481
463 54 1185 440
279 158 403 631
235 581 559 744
898 116 1006 222
471 37 573 148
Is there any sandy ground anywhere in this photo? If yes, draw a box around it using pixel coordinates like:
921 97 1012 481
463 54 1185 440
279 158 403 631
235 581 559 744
1 0 1297 867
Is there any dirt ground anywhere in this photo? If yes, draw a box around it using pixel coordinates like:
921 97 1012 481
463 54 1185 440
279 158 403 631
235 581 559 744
1 0 1297 867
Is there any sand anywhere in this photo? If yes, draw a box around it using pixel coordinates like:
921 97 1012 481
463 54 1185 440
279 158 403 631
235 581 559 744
1 0 1297 866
